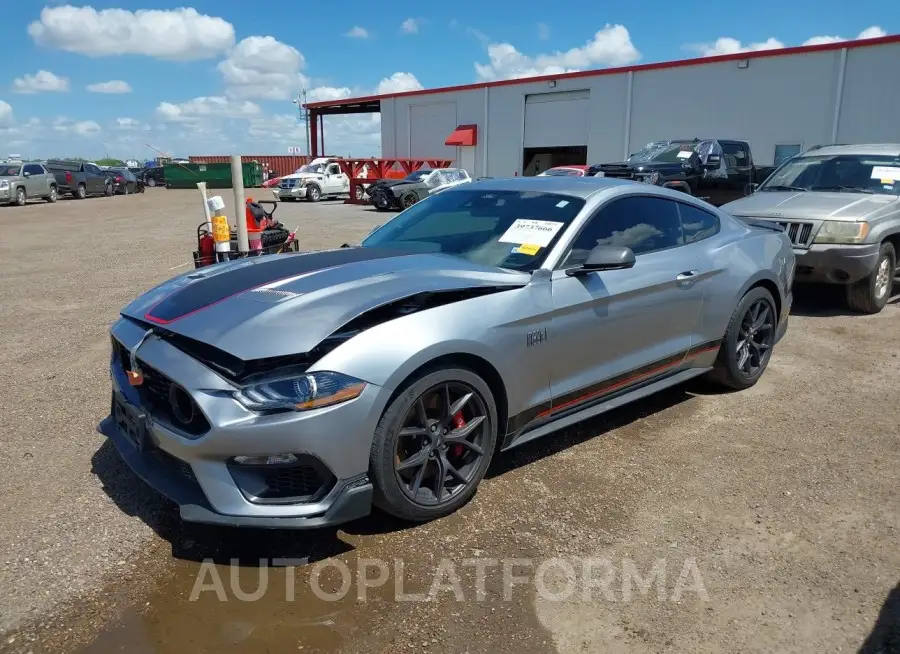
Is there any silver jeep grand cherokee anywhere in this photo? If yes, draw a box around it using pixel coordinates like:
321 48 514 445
723 144 899 314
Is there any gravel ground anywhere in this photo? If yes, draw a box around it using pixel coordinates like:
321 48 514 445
0 189 898 653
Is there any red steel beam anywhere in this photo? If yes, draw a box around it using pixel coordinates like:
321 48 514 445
336 159 454 204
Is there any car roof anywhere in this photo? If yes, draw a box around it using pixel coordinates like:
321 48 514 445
463 175 636 199
800 143 900 157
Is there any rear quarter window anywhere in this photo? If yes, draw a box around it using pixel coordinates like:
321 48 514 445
677 203 720 243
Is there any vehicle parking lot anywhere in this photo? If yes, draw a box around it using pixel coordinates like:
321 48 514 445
0 190 898 653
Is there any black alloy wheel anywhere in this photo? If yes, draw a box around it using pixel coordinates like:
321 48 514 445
708 286 778 390
735 297 775 378
400 192 418 209
394 382 489 506
369 367 498 521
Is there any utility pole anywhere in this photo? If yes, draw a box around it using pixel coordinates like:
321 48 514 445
293 90 310 157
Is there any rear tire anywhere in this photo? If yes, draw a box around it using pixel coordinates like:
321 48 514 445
75 184 86 200
846 242 894 315
369 367 498 522
400 192 418 210
46 186 58 203
707 286 778 390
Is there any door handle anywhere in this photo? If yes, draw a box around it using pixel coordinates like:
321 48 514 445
676 270 699 283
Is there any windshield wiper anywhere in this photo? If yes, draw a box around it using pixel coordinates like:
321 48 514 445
761 185 807 192
810 185 875 194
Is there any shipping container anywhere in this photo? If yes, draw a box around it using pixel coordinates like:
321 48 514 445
164 161 264 189
188 155 342 178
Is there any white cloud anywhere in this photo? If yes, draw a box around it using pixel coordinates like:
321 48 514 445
50 116 101 137
0 101 12 127
687 26 887 56
73 120 101 136
87 80 132 94
375 72 424 94
803 26 887 46
115 117 149 131
475 24 641 80
28 6 235 60
345 26 370 39
12 70 70 94
219 36 306 100
401 18 419 34
538 23 550 40
684 36 784 57
156 96 262 122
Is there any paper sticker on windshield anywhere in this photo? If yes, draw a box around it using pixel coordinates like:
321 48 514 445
499 219 565 247
677 150 693 159
514 243 541 256
870 166 900 181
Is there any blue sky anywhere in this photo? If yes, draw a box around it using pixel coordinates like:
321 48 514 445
0 1 896 160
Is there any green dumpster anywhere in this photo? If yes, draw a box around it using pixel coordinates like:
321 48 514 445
163 161 264 189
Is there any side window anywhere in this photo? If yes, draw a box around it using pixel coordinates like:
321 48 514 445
773 143 802 166
678 203 720 244
562 196 683 267
24 164 42 175
85 164 99 175
721 142 749 167
327 164 341 175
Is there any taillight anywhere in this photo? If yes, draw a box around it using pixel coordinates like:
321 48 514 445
116 175 124 183
65 171 72 184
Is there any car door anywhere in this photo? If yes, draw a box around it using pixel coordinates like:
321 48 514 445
84 164 104 193
717 142 752 205
325 163 346 194
23 164 45 197
547 195 704 409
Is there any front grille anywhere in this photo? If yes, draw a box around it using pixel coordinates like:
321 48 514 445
597 165 635 179
111 339 210 437
771 221 815 248
280 179 296 188
228 455 335 504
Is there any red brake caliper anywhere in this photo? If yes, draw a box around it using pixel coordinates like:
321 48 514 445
450 412 466 457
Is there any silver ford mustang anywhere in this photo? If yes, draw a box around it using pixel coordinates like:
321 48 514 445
105 177 794 528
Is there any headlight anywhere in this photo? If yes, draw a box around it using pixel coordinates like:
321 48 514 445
813 221 870 244
0 180 9 190
234 371 367 412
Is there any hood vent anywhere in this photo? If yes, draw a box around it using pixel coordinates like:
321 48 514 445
248 288 302 302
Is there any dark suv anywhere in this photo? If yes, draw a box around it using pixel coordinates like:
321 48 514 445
141 166 166 188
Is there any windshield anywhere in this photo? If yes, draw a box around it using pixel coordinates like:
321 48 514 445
404 170 431 182
760 154 900 195
542 168 583 176
628 142 699 164
297 164 325 174
1 165 22 176
360 189 585 272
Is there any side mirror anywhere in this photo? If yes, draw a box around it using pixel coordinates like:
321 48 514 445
566 245 636 276
745 183 759 194
23 171 31 177
700 155 721 171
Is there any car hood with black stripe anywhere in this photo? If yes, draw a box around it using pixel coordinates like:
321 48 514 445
119 248 529 361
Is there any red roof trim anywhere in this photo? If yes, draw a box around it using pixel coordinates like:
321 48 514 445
445 124 477 146
305 34 900 111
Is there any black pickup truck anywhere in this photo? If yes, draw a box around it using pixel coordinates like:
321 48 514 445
588 139 777 207
44 160 113 199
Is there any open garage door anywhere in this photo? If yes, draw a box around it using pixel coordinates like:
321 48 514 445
523 90 589 175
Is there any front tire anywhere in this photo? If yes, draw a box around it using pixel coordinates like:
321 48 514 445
14 187 26 206
306 184 321 202
369 367 499 522
846 242 895 314
708 287 778 390
146 177 157 187
400 192 418 210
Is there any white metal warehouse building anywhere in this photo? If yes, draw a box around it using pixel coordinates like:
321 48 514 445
305 34 900 177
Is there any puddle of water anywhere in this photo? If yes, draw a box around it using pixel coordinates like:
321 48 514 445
77 549 414 654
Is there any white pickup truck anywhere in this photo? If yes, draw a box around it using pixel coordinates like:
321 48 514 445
274 158 350 202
